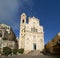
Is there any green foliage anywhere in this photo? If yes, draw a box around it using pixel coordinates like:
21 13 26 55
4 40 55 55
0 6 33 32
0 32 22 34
12 49 17 55
3 38 7 40
3 47 12 56
18 49 24 54
0 48 1 54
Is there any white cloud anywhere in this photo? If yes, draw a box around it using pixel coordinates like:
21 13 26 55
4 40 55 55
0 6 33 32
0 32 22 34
0 0 33 21
0 0 33 36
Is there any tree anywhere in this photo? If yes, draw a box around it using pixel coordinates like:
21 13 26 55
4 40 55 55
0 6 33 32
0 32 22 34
3 47 12 56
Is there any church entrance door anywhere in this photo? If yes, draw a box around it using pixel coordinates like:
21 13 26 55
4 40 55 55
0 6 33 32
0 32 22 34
33 44 36 50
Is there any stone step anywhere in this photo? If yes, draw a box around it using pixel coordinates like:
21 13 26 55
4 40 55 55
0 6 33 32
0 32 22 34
1 55 52 58
27 50 43 55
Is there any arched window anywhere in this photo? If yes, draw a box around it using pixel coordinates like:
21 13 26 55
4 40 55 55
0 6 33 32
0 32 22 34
22 20 24 23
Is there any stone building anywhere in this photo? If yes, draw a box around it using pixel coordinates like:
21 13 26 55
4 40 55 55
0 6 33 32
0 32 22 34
45 33 60 54
19 13 44 53
0 24 18 52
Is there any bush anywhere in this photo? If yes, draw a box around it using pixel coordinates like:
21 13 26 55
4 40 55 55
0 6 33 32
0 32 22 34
12 49 17 55
3 47 12 56
3 38 7 40
18 49 24 54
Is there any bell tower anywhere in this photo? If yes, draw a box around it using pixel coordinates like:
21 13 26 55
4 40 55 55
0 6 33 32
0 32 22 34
21 13 26 24
19 13 26 49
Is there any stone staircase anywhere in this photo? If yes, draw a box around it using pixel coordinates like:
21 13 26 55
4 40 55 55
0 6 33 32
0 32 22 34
1 55 60 58
27 50 43 56
1 55 53 58
1 50 60 58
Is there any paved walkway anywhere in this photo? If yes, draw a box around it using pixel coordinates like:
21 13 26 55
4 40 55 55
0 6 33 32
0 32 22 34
1 55 59 58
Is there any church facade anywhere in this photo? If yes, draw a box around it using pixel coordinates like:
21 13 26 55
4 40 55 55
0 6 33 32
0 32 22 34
19 13 44 53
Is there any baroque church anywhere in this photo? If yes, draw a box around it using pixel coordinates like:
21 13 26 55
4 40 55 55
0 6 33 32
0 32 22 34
19 13 44 53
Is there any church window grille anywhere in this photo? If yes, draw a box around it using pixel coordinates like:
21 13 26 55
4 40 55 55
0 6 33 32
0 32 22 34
36 29 37 32
31 27 35 32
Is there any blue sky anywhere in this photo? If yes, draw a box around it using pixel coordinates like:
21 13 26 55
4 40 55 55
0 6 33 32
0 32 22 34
0 0 60 44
